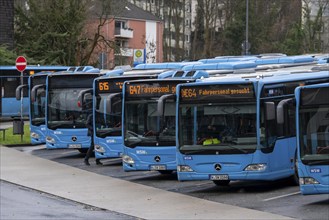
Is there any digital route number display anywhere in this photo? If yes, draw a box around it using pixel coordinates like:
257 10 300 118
96 76 156 94
179 83 255 101
125 80 194 98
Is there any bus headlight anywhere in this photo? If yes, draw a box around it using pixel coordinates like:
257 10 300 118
299 177 320 185
30 132 39 139
244 163 267 171
122 155 134 164
94 144 105 153
177 165 194 172
46 136 55 144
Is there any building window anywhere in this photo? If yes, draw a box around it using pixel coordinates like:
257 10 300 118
185 35 189 42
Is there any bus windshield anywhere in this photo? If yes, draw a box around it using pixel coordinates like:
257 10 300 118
95 93 122 138
47 88 90 129
178 102 257 155
299 105 329 165
124 99 176 148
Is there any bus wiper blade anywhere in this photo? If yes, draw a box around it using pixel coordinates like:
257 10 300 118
183 148 214 155
98 129 121 138
48 122 73 130
221 144 249 154
32 120 45 126
306 160 329 165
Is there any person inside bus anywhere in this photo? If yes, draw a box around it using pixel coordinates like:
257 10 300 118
198 124 221 145
84 111 102 166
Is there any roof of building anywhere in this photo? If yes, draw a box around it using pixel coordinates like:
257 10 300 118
89 0 162 22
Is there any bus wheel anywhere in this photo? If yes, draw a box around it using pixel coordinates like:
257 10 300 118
78 149 88 154
213 180 230 186
158 170 173 175
290 152 299 186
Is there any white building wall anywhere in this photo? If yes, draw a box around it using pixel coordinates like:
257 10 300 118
145 21 157 63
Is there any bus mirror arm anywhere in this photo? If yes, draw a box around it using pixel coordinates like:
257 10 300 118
30 84 45 102
276 98 295 124
15 84 28 100
265 102 275 120
157 94 175 117
106 93 122 114
78 89 93 108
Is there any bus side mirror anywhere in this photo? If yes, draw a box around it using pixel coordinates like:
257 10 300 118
105 93 122 114
78 89 93 109
277 98 295 124
265 102 275 121
157 94 175 117
31 84 46 102
15 84 27 100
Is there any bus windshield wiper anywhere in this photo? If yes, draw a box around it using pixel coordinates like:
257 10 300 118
97 128 121 138
182 144 249 155
220 143 249 154
305 160 329 165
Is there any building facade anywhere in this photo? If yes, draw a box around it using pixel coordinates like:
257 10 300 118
127 0 193 61
87 1 163 69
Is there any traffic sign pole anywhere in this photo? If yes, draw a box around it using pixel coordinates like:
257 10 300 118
16 56 27 142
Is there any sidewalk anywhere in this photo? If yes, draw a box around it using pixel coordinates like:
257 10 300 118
0 146 294 220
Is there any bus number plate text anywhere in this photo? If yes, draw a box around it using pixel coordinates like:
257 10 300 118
150 165 166 171
209 174 229 180
68 144 81 148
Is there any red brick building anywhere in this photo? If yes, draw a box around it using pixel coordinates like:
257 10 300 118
86 1 163 69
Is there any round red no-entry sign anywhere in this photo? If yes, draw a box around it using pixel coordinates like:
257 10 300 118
16 56 27 72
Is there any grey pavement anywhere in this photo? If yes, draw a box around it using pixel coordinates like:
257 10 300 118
0 146 295 220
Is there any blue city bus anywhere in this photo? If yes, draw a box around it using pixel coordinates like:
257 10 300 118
93 73 158 159
294 82 329 195
176 64 329 186
0 65 68 119
45 71 103 152
122 77 202 174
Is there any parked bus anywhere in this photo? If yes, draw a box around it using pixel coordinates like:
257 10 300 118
0 65 68 119
175 64 329 186
45 71 103 152
122 77 203 173
93 73 158 159
23 72 51 144
294 82 329 195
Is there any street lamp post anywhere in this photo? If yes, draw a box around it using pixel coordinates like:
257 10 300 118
242 0 250 55
245 0 249 55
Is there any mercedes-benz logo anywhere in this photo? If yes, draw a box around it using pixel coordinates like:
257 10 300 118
214 163 221 171
72 136 77 142
154 156 161 162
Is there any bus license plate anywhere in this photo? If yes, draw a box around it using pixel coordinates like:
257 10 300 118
150 165 166 171
68 144 81 148
210 174 229 180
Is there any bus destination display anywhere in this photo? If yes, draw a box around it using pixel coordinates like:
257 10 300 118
126 81 183 97
180 84 254 101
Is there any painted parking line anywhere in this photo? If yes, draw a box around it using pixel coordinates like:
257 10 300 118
263 191 300 201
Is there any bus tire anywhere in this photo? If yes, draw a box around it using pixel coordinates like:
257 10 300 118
289 152 299 186
213 180 230 186
158 170 173 175
78 149 88 154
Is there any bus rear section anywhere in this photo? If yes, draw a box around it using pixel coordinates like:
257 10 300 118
295 83 329 195
176 67 329 186
45 72 103 151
